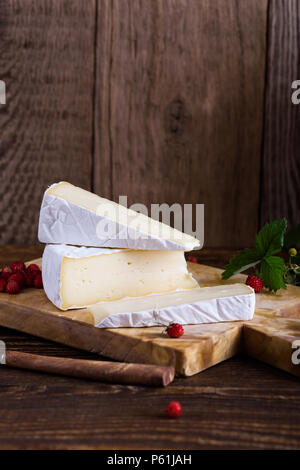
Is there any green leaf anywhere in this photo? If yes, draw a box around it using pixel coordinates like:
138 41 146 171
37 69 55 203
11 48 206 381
260 256 286 292
285 224 300 248
255 218 287 257
222 248 262 280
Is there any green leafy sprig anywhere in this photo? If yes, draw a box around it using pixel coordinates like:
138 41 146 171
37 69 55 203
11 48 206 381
222 219 287 292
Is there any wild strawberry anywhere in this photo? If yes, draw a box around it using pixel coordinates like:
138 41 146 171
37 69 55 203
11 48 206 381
10 261 26 273
0 278 6 292
166 401 182 418
246 274 264 293
187 255 198 263
26 264 41 274
24 271 34 287
166 323 184 338
6 280 20 295
33 273 43 289
1 265 12 280
8 272 25 288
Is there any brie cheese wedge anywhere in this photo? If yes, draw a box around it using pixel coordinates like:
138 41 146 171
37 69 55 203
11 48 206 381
90 283 255 328
42 244 198 310
38 182 200 250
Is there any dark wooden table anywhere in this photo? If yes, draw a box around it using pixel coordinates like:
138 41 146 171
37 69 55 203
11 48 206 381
0 246 299 450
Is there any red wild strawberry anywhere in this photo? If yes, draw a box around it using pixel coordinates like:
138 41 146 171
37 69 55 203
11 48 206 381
246 274 264 293
0 278 6 292
26 264 41 274
166 401 182 418
6 280 20 295
8 272 25 289
166 323 184 338
33 273 43 289
24 271 34 287
10 261 26 273
187 255 198 263
1 265 12 280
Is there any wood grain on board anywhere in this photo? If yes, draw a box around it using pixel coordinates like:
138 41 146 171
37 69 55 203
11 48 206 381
93 0 268 247
261 0 300 228
0 0 95 244
0 252 299 377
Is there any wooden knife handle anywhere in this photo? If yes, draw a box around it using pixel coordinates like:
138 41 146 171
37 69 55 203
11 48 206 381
4 350 175 387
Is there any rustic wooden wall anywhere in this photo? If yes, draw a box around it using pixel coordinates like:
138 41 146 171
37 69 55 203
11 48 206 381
260 0 300 229
94 0 268 248
0 0 95 244
0 0 298 248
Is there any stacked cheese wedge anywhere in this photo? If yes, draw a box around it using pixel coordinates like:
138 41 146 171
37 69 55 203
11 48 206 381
38 182 255 328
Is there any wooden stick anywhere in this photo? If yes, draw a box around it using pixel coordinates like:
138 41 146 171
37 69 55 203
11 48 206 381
4 350 175 387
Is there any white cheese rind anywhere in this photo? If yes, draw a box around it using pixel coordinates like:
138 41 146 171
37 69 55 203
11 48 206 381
42 245 124 310
42 244 198 310
38 182 200 250
89 284 255 328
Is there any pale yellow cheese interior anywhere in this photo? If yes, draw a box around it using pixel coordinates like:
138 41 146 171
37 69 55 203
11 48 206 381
61 249 198 309
48 182 199 249
89 283 253 324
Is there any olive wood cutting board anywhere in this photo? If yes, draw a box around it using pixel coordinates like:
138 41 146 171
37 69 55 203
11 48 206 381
0 260 299 377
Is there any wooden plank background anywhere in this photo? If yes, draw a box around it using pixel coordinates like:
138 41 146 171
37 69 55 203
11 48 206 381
0 0 298 248
260 0 300 229
0 0 95 244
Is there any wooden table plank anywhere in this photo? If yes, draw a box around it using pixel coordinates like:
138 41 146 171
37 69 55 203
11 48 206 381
0 246 299 449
